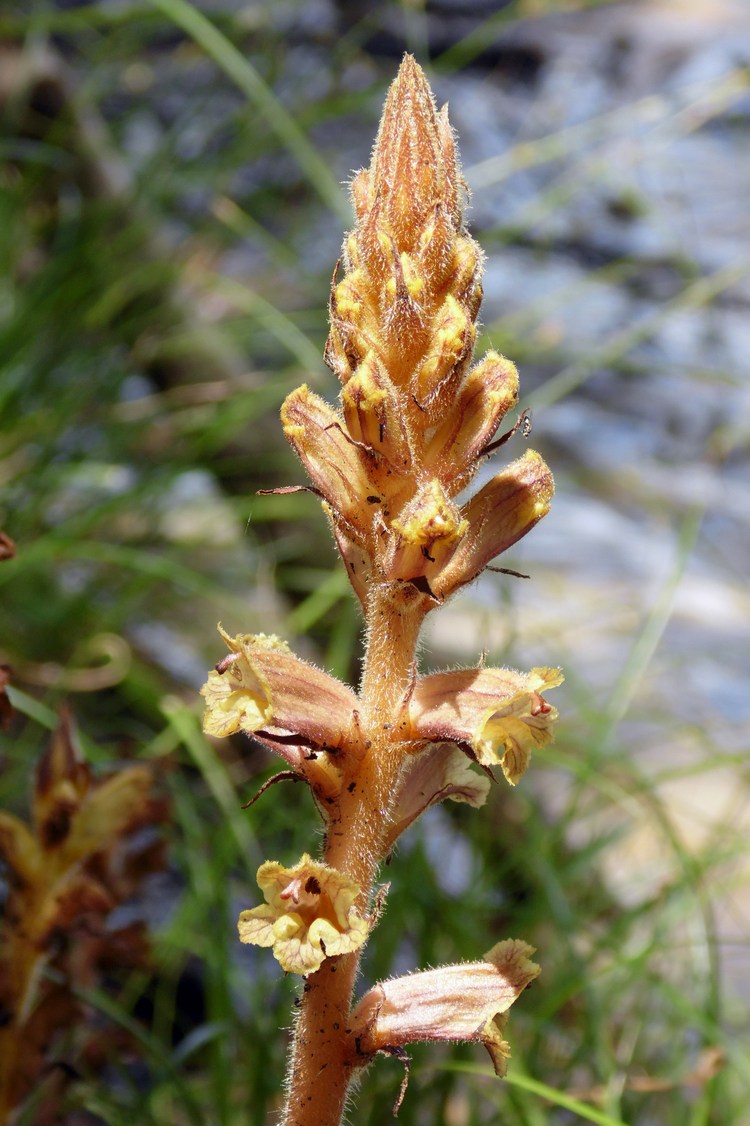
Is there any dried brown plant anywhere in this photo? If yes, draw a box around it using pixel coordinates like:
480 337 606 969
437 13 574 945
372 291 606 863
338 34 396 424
0 711 168 1124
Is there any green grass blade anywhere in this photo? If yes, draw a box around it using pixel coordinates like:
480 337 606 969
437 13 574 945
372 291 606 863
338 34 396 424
447 1061 631 1126
147 0 348 220
161 696 260 878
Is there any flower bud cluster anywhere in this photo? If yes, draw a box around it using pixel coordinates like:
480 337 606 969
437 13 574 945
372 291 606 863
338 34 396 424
282 55 553 612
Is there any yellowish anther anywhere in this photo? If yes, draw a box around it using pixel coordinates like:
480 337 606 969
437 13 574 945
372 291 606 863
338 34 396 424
237 854 369 975
392 480 466 546
334 274 364 322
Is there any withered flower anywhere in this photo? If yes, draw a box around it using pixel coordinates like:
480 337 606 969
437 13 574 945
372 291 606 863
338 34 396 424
0 711 167 1121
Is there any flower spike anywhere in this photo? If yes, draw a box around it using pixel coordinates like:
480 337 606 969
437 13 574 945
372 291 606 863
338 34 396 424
205 55 562 1123
279 54 552 610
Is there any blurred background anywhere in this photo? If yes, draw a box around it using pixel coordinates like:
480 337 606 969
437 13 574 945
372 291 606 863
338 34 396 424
1 0 749 1123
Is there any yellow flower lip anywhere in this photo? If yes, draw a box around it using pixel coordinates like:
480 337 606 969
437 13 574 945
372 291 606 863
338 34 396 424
201 625 358 748
237 854 370 976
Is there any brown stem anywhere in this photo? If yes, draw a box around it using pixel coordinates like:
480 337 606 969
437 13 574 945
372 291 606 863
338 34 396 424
281 587 424 1126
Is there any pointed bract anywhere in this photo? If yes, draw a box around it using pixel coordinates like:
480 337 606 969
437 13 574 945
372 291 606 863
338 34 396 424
386 742 490 850
370 54 449 252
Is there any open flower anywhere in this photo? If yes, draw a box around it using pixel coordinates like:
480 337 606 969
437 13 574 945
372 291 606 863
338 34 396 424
238 855 369 975
349 939 540 1076
410 666 562 784
201 626 361 805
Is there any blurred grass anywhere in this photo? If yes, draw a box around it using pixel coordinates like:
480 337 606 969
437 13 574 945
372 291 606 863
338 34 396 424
1 1 749 1124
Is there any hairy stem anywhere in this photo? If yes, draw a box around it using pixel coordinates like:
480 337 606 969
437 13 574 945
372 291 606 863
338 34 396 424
282 589 424 1126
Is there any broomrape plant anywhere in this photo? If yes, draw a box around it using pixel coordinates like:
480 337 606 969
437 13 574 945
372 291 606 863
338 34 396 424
201 56 561 1125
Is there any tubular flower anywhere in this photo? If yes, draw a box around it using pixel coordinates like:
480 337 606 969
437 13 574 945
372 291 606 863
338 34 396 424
200 625 360 805
278 54 553 612
281 385 377 538
433 451 554 602
424 351 519 491
349 939 540 1076
409 666 563 784
238 855 369 975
